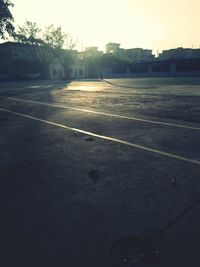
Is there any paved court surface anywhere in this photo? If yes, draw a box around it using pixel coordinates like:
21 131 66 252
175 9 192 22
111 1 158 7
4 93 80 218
0 77 200 267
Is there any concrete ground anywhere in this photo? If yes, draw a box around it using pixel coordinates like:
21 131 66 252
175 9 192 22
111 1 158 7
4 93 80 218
0 77 200 267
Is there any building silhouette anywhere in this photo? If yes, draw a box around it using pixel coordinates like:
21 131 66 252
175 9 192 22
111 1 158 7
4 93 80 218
1 41 200 80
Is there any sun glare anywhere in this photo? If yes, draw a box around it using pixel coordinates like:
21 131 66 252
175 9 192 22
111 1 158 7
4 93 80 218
11 0 200 51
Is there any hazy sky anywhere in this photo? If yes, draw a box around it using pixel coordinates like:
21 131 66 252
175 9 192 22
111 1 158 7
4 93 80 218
11 0 200 53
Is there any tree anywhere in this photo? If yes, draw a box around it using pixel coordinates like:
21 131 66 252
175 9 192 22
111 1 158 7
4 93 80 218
14 21 43 45
42 25 77 78
0 0 14 39
43 25 66 49
14 21 77 51
43 24 76 50
14 21 77 79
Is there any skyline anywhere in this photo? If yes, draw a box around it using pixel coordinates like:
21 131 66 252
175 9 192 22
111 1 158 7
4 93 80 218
10 0 200 53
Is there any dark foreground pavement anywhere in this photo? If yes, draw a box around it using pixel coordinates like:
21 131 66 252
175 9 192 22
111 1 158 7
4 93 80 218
0 78 200 267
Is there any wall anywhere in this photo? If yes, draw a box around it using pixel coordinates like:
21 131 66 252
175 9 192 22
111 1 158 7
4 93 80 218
102 59 200 78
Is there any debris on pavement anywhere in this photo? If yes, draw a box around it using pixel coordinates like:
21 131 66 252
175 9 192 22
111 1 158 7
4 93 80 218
110 234 162 266
73 131 78 137
86 137 95 142
171 177 178 187
88 169 100 183
21 163 28 167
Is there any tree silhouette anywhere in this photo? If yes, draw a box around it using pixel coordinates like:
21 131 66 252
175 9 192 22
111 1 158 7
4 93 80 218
14 21 77 79
14 21 43 45
0 0 14 39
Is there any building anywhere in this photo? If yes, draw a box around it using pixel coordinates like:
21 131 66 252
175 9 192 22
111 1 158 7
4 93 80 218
2 41 200 80
159 47 200 60
124 48 154 62
71 62 87 79
0 41 42 80
49 58 65 80
0 41 71 80
105 43 154 62
71 46 103 79
106 43 121 55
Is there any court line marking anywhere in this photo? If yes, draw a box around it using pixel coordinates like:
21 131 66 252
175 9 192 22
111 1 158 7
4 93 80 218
7 97 200 132
0 107 200 166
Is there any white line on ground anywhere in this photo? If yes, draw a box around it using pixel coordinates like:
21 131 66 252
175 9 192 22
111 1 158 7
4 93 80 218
0 107 200 166
7 97 200 132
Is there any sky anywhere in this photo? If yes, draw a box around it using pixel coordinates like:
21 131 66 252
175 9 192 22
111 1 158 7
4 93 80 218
11 0 200 53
